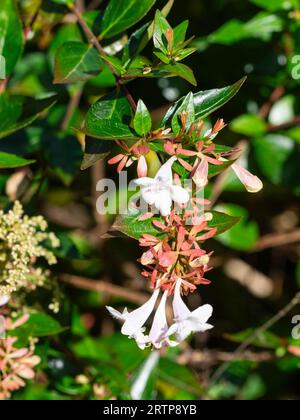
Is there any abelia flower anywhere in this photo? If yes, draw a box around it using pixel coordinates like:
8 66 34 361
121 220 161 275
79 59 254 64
106 279 213 349
106 287 160 349
168 279 213 342
134 157 190 216
231 163 263 193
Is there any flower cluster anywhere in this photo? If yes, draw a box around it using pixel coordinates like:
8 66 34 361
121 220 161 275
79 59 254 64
107 278 213 349
0 312 40 400
0 201 60 306
107 115 263 349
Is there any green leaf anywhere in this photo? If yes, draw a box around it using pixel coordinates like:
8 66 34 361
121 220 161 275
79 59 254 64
43 133 82 186
100 0 157 39
83 91 137 141
171 92 195 134
208 210 241 235
215 204 259 251
230 114 267 137
0 0 23 77
54 42 103 84
112 207 163 240
252 134 296 185
173 20 189 47
0 94 57 140
249 0 293 12
153 10 172 54
0 152 35 169
195 12 284 48
162 77 246 127
81 137 114 170
12 313 65 346
122 23 150 68
133 100 152 136
162 63 196 86
158 358 203 397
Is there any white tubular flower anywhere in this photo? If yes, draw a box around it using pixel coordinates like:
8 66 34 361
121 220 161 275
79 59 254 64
148 290 177 349
231 163 263 193
168 279 213 342
106 288 160 349
134 156 190 217
0 294 10 306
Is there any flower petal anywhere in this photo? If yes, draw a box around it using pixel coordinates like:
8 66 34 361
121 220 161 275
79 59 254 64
121 288 160 336
155 191 172 217
231 163 263 193
172 279 190 322
170 185 190 205
155 156 177 184
149 291 169 349
193 158 208 188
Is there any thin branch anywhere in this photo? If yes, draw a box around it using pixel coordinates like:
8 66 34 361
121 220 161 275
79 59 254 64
60 274 149 305
70 5 137 111
210 292 300 383
178 350 274 366
268 115 300 132
253 228 300 252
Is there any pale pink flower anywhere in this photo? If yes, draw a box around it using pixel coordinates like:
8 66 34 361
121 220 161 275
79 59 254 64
231 163 263 193
192 158 209 188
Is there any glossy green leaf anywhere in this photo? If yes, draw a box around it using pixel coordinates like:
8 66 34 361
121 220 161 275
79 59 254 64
0 94 57 140
133 100 152 136
208 210 241 235
81 137 114 170
162 77 246 127
122 24 149 68
0 152 35 169
0 0 23 76
171 92 195 134
83 91 137 141
230 114 267 137
153 10 172 54
112 208 163 240
54 42 103 84
173 20 189 47
162 63 196 86
100 0 157 39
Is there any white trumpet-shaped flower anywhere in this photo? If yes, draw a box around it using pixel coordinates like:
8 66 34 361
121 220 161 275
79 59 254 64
106 287 160 349
0 294 10 306
134 156 190 216
148 290 177 349
168 279 213 342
